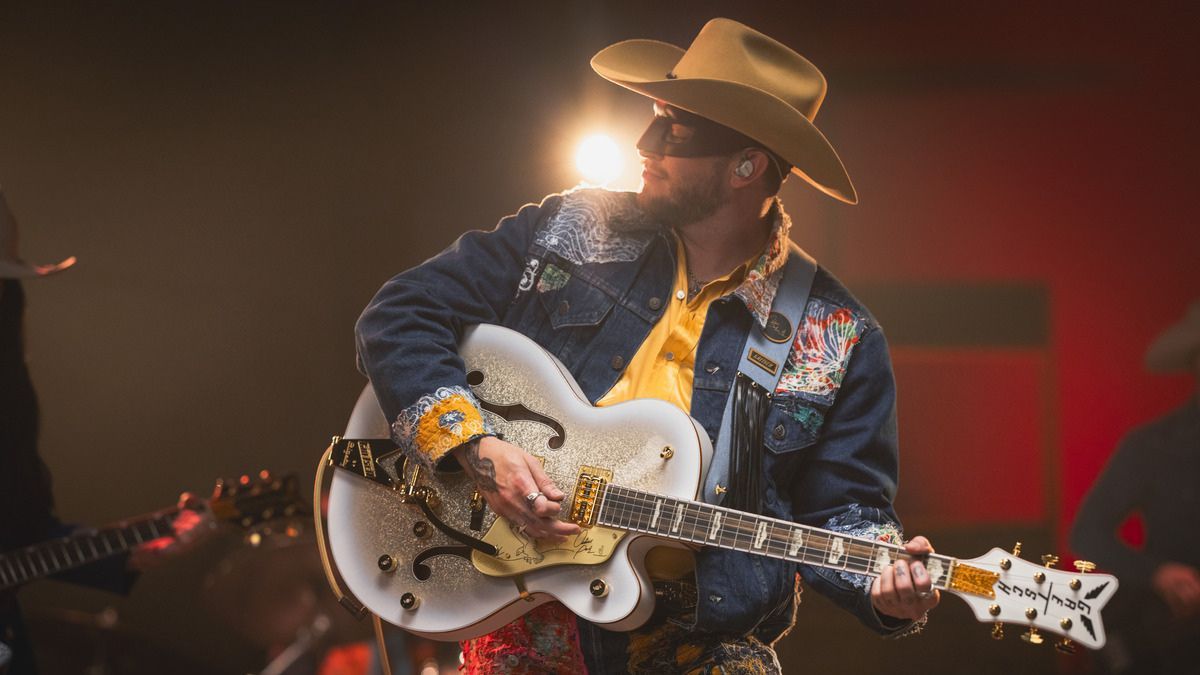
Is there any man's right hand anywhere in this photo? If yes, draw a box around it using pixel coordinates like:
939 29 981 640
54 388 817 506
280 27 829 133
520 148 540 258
451 436 581 540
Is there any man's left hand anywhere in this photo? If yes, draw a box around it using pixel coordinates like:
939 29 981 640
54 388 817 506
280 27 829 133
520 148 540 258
871 535 941 621
129 492 215 571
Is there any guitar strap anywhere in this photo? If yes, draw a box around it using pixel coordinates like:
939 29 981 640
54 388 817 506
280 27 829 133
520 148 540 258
702 242 817 507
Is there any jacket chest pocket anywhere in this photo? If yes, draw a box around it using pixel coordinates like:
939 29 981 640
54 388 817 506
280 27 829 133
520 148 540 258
764 392 828 455
532 264 617 361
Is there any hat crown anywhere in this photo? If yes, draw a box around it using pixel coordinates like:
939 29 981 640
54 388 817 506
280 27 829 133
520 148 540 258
670 19 826 121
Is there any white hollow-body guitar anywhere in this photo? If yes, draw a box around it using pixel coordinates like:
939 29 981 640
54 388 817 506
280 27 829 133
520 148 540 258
325 324 1118 650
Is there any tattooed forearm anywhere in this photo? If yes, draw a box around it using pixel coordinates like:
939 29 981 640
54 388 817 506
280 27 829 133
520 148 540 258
460 439 499 492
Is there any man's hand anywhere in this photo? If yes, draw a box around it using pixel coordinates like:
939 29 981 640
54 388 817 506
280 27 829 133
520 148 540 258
128 492 215 571
452 436 581 540
1152 561 1200 619
871 536 941 622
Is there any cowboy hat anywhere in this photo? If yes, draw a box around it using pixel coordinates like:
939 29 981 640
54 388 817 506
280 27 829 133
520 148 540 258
591 18 857 204
1145 299 1200 373
0 186 76 278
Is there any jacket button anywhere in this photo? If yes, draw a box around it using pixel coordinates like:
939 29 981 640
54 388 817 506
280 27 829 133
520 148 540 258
772 424 786 440
610 355 625 370
557 300 570 315
648 297 662 310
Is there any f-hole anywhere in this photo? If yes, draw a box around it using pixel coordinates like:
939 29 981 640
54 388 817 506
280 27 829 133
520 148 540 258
466 370 565 449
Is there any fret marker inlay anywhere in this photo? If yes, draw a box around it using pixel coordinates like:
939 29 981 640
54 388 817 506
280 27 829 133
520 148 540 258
753 522 769 549
708 512 722 541
874 548 892 573
788 529 804 556
828 537 845 564
651 500 663 530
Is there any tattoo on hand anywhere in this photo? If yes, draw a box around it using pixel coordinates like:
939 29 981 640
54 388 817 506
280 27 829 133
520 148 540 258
462 440 499 492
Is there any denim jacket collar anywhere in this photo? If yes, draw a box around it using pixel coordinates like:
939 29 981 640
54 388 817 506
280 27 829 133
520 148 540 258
730 197 792 328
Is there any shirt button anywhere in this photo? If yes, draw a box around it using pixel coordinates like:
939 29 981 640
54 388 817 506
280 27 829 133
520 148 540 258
648 297 662 310
557 300 570 315
506 655 520 667
665 352 675 361
610 355 625 370
675 289 686 301
773 424 787 440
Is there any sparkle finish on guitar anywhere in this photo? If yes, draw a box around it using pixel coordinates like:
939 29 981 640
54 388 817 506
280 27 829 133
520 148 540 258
325 324 1118 650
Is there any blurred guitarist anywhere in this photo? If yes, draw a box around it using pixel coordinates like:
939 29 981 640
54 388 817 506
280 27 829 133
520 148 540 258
1071 299 1200 674
0 186 205 674
355 19 939 674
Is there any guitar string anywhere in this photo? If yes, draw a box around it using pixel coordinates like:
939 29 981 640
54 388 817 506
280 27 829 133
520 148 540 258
595 486 1087 586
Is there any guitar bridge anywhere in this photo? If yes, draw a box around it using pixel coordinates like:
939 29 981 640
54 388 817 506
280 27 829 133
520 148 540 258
569 466 611 527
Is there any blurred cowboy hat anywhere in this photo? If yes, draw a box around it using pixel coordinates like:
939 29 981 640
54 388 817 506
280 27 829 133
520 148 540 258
591 17 857 204
0 186 76 278
1145 299 1200 373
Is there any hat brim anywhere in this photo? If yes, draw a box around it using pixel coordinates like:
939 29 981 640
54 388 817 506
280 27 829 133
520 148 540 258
591 39 857 204
0 256 76 279
1145 318 1200 373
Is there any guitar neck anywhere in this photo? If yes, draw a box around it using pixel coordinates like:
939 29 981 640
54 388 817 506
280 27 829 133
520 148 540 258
0 510 176 592
597 484 957 591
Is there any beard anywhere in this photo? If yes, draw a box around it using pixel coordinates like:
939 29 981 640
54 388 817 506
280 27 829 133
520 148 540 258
637 162 728 228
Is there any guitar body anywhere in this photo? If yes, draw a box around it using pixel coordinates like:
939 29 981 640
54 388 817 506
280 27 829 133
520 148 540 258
328 324 713 640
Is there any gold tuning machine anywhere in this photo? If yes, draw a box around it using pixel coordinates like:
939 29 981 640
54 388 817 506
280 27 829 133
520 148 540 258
1074 560 1096 574
1054 638 1077 655
992 623 1005 640
1011 542 1022 557
1041 554 1059 568
1020 626 1044 645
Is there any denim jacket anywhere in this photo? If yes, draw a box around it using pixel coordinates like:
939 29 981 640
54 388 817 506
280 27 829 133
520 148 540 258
355 188 913 639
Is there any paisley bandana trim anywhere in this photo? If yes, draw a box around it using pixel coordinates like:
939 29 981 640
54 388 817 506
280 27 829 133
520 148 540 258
731 197 792 327
391 385 495 468
777 299 865 404
534 188 656 265
823 505 904 593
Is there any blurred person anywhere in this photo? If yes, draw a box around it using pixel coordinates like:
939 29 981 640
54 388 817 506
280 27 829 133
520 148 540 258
0 186 204 674
1071 299 1200 674
355 19 938 674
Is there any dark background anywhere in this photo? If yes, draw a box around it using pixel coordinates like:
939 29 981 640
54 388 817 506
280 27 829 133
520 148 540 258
3 1 1198 673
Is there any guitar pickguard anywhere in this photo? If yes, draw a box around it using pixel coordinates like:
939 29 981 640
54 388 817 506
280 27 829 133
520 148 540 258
472 520 626 577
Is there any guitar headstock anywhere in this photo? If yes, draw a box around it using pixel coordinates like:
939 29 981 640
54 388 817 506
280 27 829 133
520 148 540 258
208 470 308 534
947 544 1118 652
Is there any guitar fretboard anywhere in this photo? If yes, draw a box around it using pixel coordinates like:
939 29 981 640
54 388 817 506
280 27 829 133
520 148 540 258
597 484 955 589
0 513 175 591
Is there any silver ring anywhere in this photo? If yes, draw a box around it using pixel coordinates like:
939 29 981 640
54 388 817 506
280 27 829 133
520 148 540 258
917 590 934 600
525 491 544 504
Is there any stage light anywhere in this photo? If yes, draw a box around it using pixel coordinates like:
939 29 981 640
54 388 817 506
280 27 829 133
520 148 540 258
575 134 622 186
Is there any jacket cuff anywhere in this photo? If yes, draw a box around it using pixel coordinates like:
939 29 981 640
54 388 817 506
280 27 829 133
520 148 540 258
390 385 495 469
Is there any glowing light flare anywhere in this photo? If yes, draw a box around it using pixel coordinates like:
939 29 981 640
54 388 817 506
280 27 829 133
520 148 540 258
574 134 623 186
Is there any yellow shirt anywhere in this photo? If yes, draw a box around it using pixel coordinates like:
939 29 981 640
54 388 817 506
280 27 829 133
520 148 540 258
596 235 751 579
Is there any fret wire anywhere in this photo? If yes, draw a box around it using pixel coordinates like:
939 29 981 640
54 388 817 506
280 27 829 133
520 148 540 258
0 559 11 586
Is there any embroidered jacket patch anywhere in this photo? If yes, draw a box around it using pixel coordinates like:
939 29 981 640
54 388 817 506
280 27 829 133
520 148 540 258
777 298 865 404
534 189 655 265
391 385 495 467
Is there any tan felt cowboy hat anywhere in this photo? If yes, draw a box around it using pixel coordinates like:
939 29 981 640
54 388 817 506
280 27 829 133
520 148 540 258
1145 299 1200 373
0 186 76 279
591 17 857 204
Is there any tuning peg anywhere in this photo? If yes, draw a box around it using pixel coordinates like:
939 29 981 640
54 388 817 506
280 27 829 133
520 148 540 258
1020 627 1043 645
1054 638 1076 655
991 623 1005 640
1041 554 1059 568
1011 542 1022 557
1074 560 1096 574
